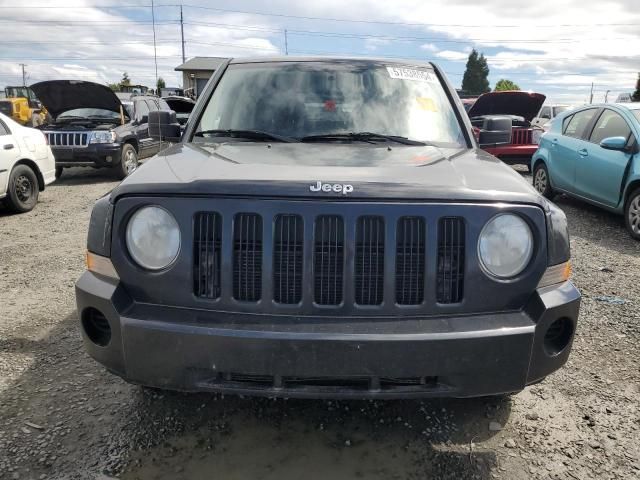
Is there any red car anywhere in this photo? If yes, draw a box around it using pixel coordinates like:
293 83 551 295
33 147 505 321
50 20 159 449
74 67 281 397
468 91 546 169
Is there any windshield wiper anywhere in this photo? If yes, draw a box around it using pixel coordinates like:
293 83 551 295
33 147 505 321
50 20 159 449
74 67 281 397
194 129 298 143
299 132 426 146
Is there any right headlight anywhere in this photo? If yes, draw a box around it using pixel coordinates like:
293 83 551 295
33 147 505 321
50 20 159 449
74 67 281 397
125 206 180 270
478 213 534 279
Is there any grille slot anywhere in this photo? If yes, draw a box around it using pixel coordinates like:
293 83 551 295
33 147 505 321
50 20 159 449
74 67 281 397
233 213 262 302
511 128 533 145
396 217 426 305
355 216 385 305
273 214 303 304
194 212 222 299
314 215 344 305
437 217 465 304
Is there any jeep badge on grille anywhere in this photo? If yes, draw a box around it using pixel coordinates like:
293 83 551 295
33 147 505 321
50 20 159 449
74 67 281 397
310 181 354 195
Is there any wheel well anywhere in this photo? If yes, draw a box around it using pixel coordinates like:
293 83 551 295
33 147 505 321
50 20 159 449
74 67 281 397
624 180 640 206
14 159 45 191
123 138 138 153
533 158 546 170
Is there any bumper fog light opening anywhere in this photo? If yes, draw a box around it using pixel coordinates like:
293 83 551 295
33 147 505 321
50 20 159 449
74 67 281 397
543 317 573 357
81 307 112 347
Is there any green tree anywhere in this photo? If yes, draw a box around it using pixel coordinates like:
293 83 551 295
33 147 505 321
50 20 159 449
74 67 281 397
108 82 120 92
120 72 131 87
156 77 166 91
633 73 640 102
494 79 520 91
461 49 490 95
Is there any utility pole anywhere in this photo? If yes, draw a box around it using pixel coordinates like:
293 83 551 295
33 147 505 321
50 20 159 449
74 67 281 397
151 0 158 87
180 4 186 64
20 63 27 86
284 29 288 55
589 82 594 104
604 90 611 103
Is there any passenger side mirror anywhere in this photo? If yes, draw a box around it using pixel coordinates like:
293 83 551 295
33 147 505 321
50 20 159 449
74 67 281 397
139 114 149 125
599 136 627 151
478 116 512 147
149 110 181 143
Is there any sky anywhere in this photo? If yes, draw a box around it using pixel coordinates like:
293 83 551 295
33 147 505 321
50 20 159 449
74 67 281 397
0 0 639 105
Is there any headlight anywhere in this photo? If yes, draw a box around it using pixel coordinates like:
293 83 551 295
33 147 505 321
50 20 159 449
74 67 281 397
532 128 544 144
478 213 534 278
126 206 180 270
90 131 116 144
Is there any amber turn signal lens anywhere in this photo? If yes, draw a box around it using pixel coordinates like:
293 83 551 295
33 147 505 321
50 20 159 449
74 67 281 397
86 251 119 279
537 261 571 288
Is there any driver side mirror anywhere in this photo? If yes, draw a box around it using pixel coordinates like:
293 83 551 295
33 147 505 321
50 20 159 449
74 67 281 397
478 116 513 147
149 110 181 143
599 136 628 151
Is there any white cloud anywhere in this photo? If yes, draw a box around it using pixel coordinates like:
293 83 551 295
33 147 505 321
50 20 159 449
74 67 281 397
420 43 438 52
435 50 470 61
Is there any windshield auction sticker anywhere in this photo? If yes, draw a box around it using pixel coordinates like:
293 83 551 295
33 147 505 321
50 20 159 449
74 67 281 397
386 66 437 82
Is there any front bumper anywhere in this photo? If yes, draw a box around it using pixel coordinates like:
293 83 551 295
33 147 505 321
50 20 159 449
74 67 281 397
76 272 580 399
51 143 121 168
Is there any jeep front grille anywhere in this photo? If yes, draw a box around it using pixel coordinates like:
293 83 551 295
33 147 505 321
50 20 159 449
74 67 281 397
44 131 89 147
194 212 466 307
437 217 465 304
233 213 262 302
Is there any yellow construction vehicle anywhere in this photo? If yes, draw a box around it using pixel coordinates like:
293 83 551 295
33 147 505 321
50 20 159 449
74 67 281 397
0 86 47 127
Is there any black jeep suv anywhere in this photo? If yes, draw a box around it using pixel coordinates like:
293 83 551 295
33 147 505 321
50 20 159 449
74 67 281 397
76 57 580 399
31 81 173 179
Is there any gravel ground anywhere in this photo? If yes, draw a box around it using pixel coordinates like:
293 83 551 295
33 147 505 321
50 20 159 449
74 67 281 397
0 165 639 480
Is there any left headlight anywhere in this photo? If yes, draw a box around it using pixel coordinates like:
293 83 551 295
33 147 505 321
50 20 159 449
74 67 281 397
478 213 534 279
90 131 116 144
126 206 180 270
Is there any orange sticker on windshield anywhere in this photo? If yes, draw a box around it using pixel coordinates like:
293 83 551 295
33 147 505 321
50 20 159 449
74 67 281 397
416 97 438 111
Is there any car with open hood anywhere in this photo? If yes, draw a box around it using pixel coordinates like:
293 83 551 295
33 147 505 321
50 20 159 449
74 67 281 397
76 57 580 399
31 81 174 179
468 91 546 169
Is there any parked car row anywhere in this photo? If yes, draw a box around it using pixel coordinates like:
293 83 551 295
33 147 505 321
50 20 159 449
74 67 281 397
532 102 640 239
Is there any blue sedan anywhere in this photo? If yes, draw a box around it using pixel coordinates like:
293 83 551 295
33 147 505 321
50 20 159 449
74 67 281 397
532 103 640 239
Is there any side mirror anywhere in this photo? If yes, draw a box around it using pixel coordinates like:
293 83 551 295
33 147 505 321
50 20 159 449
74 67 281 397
139 114 149 124
478 116 512 147
599 136 627 151
148 110 181 142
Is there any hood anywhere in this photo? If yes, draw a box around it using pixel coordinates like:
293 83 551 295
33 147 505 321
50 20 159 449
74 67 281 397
112 142 544 206
163 96 195 113
468 91 546 122
30 80 123 119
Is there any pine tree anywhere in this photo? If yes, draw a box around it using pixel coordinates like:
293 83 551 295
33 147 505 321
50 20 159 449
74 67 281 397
461 49 491 95
633 73 640 102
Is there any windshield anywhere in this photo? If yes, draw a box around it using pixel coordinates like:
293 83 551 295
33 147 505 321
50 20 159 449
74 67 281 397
553 106 569 116
195 62 465 147
58 108 121 120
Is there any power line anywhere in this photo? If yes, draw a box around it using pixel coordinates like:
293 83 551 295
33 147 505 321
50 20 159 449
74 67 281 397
165 4 640 28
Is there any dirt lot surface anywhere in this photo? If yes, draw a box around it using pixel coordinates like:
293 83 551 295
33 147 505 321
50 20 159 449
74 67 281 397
1 166 639 480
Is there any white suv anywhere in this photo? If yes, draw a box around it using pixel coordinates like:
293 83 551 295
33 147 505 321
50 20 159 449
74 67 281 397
532 104 572 130
0 112 55 213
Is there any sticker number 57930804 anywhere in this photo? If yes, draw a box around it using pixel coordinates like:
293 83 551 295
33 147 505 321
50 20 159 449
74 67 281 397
386 66 437 83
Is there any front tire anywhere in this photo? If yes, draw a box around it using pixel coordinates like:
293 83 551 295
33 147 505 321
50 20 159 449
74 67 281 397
533 162 555 200
5 164 39 213
624 188 640 240
115 144 138 180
